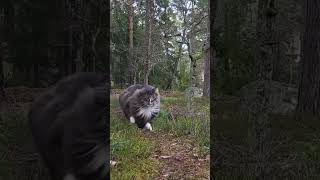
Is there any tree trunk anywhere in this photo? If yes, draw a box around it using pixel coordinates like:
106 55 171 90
76 31 83 72
0 31 6 99
74 0 83 73
0 45 5 99
33 63 39 87
188 2 195 88
0 7 5 98
203 3 215 97
143 0 154 85
247 0 277 178
223 4 231 76
203 42 210 97
297 0 320 115
68 28 74 73
166 33 183 90
0 1 13 98
127 0 135 84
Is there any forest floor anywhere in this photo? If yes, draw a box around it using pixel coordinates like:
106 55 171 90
110 90 210 180
0 87 210 180
213 96 320 178
0 87 50 180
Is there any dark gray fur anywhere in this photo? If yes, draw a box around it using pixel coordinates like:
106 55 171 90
119 84 160 129
28 72 108 180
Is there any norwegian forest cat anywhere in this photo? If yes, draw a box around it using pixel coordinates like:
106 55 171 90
28 72 108 180
119 84 160 131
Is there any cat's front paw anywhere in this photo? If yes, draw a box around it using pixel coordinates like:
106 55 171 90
110 160 117 166
144 122 153 131
129 116 135 124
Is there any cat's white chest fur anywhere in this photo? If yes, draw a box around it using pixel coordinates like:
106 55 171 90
137 106 159 119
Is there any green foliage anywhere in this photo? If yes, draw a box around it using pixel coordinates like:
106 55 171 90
111 0 208 90
214 0 256 95
174 58 190 91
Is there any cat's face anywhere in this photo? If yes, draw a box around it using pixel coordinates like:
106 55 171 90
139 88 160 107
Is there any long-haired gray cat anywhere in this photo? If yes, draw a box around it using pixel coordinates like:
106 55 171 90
119 84 160 131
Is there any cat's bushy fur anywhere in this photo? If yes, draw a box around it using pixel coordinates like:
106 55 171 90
28 72 108 180
119 84 160 130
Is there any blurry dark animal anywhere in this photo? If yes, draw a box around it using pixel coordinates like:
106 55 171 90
28 72 108 180
119 84 160 131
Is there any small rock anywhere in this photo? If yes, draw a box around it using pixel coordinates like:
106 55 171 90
160 155 172 159
163 173 170 177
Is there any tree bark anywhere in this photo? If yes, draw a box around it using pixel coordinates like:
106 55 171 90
188 2 196 88
296 0 320 115
0 44 6 99
203 2 215 97
127 0 135 85
143 0 154 85
247 0 278 178
203 43 210 97
0 1 13 98
33 63 39 87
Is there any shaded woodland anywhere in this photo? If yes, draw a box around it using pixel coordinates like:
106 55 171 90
111 0 210 95
212 0 320 178
110 0 210 179
0 1 109 179
0 0 109 91
1 0 320 179
0 0 211 179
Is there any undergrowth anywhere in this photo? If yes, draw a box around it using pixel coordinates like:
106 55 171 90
110 93 210 179
213 97 320 178
110 98 158 180
0 112 31 180
154 96 210 155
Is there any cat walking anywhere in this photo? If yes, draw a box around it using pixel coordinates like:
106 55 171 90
28 72 108 180
119 84 160 131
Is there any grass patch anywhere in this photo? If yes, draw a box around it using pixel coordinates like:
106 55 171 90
155 96 210 155
110 98 159 179
153 109 210 155
110 93 210 178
